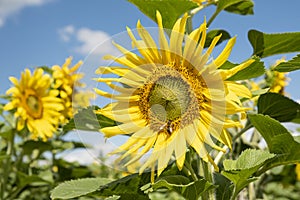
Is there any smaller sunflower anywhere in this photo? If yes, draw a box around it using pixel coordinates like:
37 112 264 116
4 68 63 140
52 57 84 123
268 59 289 95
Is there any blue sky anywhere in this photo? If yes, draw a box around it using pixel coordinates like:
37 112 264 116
1 0 300 100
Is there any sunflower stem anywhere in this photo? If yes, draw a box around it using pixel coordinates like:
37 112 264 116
184 161 198 181
207 10 221 27
186 16 193 34
232 121 253 141
200 159 215 200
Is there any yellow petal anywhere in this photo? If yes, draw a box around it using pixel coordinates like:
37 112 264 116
137 20 161 63
174 130 186 170
156 11 171 65
226 82 252 98
100 120 146 137
95 66 129 76
94 88 139 101
220 59 255 79
125 131 157 166
214 37 236 67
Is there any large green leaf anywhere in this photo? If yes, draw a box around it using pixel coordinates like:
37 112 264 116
222 149 275 198
248 114 300 172
220 58 265 81
227 59 265 81
257 93 300 122
214 173 233 200
248 30 300 58
223 149 275 171
51 178 112 199
217 0 254 15
204 30 231 48
152 175 214 200
98 173 150 200
273 54 300 72
63 106 116 132
17 171 51 188
127 0 197 30
21 140 52 155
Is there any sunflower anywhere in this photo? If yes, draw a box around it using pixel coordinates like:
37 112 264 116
52 57 84 123
95 11 254 181
4 68 63 140
268 59 289 95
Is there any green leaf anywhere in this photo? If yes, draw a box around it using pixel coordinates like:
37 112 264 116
39 65 53 74
204 30 231 48
152 175 190 191
0 154 10 161
0 129 12 139
182 179 215 200
51 178 112 199
223 149 275 171
273 54 300 72
229 59 265 81
248 114 300 171
251 88 269 97
248 30 300 58
222 149 275 198
17 171 50 188
105 196 120 200
217 0 254 15
127 0 197 30
63 106 116 132
214 173 233 200
220 58 265 81
152 175 214 200
257 93 300 122
21 140 52 155
98 173 150 199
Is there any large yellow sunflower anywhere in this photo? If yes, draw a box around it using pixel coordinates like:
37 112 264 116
52 57 84 123
4 68 63 140
95 12 254 181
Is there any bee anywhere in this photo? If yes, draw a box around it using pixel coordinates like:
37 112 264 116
159 120 173 136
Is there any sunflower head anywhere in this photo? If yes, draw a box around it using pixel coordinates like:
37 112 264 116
52 57 85 123
95 11 253 181
267 59 289 95
4 68 63 141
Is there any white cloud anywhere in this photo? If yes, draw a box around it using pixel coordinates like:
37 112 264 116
75 28 116 55
58 25 117 57
58 25 75 42
57 131 117 165
0 0 51 27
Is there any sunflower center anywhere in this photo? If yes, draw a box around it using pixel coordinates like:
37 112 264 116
149 76 191 122
24 90 43 119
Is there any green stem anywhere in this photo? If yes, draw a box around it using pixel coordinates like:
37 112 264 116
186 16 193 34
200 160 215 200
232 121 253 141
184 161 198 181
1 129 15 200
207 10 221 27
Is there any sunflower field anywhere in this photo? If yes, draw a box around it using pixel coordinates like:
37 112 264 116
1 0 300 200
